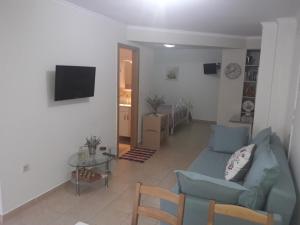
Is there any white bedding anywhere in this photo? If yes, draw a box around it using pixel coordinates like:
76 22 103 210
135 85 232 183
157 99 190 134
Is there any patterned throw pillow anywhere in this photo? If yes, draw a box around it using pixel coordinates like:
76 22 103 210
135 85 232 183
225 144 256 181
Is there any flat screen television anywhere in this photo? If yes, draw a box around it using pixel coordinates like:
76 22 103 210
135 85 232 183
203 63 217 75
55 65 96 101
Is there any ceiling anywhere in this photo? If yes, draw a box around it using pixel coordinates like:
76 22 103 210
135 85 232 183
135 42 222 49
65 0 300 36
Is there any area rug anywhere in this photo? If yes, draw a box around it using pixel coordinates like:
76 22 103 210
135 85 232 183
119 147 156 163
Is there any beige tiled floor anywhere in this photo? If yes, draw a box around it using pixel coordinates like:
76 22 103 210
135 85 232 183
3 121 212 225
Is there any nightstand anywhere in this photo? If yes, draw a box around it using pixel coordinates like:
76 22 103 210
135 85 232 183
142 113 169 150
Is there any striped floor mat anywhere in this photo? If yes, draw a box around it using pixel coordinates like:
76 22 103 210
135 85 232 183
119 147 156 163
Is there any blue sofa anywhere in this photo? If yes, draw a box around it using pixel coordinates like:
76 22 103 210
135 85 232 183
161 134 296 225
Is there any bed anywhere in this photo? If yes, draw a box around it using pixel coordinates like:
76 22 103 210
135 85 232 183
157 99 190 134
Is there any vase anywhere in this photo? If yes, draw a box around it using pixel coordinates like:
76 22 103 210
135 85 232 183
88 146 97 155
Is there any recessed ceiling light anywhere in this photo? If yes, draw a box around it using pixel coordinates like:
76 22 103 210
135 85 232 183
164 44 175 48
122 59 132 64
146 0 178 4
144 0 179 7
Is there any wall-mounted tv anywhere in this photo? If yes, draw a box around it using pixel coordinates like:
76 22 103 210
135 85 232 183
203 63 217 75
55 65 96 101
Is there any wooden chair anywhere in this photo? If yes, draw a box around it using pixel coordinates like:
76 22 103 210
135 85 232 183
131 182 185 225
207 201 273 225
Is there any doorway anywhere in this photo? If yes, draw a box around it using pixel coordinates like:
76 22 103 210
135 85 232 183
117 44 139 157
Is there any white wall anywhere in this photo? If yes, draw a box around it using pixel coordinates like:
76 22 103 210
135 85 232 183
0 0 154 214
256 14 300 225
269 18 298 146
151 48 222 121
137 45 155 142
217 49 246 125
253 22 278 135
0 184 2 216
289 56 300 225
245 37 262 49
253 18 298 146
288 36 300 225
288 12 300 225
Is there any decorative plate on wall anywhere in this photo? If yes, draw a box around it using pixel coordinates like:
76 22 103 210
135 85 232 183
225 63 242 79
242 100 255 112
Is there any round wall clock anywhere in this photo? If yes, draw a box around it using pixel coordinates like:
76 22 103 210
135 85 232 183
225 63 242 79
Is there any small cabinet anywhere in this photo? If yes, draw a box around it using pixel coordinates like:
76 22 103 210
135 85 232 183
119 106 131 137
142 114 169 150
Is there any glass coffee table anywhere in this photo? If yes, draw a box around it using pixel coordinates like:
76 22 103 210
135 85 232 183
68 151 114 195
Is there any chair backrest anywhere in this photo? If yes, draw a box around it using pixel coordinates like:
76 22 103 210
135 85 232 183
131 182 185 225
207 201 273 225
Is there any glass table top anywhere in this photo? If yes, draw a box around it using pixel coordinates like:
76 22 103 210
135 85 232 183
68 151 113 167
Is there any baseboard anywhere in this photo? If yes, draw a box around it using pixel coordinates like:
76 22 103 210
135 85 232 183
192 119 216 124
2 181 68 223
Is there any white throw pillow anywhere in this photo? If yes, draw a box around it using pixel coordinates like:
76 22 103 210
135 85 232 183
225 144 256 181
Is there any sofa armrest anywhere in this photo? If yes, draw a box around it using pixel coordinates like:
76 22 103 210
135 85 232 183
265 185 296 225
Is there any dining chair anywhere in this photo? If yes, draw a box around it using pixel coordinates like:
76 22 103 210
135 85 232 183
131 182 185 225
207 200 273 225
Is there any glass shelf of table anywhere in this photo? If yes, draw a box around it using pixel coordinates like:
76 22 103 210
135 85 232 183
68 151 113 168
68 150 114 195
69 173 108 186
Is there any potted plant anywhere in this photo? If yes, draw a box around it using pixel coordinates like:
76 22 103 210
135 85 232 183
85 136 101 155
146 95 165 115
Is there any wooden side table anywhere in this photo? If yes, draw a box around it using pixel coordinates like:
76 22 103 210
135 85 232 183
142 113 169 150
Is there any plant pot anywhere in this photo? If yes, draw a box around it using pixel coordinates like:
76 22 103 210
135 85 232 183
88 146 97 155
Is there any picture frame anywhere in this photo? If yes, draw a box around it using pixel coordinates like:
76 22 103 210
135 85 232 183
166 66 179 80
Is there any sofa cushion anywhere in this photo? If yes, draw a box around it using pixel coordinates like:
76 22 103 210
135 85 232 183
239 141 280 209
211 125 249 153
225 144 256 181
175 170 248 204
251 127 271 146
253 138 269 158
188 148 231 179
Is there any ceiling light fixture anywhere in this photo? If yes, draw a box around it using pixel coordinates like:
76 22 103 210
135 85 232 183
164 44 175 48
122 59 132 64
144 0 179 7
